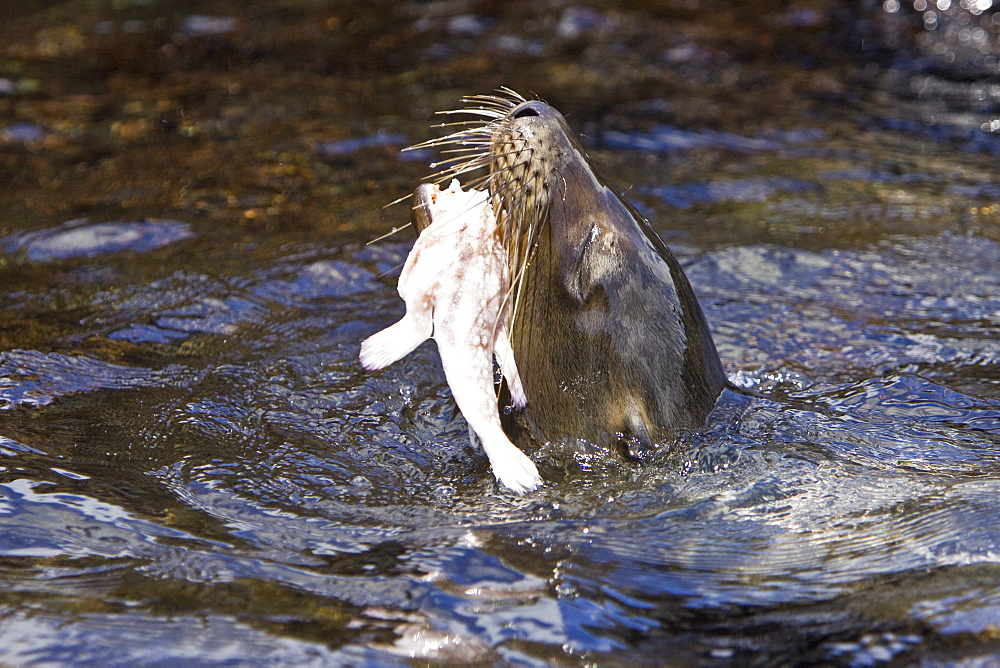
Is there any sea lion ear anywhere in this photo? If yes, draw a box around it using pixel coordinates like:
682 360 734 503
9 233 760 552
564 220 622 303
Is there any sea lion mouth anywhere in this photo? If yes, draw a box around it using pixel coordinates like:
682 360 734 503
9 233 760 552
406 89 585 330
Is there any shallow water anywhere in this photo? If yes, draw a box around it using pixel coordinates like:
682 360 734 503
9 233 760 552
2 0 1000 665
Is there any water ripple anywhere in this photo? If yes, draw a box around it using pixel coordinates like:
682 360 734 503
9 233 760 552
0 350 178 409
2 219 194 261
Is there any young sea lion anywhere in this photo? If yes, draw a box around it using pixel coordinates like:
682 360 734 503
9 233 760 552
414 90 726 455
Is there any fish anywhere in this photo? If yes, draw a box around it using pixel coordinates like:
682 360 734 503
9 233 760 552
360 179 542 494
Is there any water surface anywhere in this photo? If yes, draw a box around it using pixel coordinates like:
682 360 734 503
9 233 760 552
1 0 1000 664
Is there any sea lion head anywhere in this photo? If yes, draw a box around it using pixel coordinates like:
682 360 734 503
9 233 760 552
412 90 726 456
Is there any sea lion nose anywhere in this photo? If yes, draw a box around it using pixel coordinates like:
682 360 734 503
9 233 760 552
510 101 549 119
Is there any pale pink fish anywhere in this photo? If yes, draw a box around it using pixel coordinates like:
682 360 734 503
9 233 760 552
360 180 542 494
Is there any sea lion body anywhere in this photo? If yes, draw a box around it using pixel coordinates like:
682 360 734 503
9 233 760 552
491 100 726 453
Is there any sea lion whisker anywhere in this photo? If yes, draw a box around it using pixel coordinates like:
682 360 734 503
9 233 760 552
495 174 547 333
460 96 522 111
463 90 525 109
427 155 490 170
457 98 518 112
462 92 520 104
427 138 496 153
426 149 492 162
406 126 498 147
442 103 511 115
428 138 497 153
384 191 414 209
458 174 495 193
494 85 527 101
407 136 488 152
416 128 487 144
426 153 494 172
421 151 532 187
435 109 506 121
436 146 494 156
423 125 498 139
435 118 497 125
509 193 547 307
425 163 493 184
365 221 414 242
374 260 407 278
432 120 502 130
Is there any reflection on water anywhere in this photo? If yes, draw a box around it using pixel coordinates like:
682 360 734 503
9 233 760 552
2 218 194 261
2 0 1000 664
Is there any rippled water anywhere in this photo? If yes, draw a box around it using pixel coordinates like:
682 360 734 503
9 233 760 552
2 0 1000 665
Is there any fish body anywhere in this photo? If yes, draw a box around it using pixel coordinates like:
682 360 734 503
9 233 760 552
360 180 541 494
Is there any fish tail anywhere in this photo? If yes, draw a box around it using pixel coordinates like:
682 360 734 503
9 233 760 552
472 425 542 495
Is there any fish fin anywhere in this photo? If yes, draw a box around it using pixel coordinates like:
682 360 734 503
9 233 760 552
493 328 527 409
359 315 431 370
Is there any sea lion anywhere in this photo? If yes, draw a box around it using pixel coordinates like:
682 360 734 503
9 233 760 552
416 89 726 456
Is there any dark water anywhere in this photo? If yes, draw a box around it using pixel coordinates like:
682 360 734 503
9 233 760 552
2 1 1000 664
